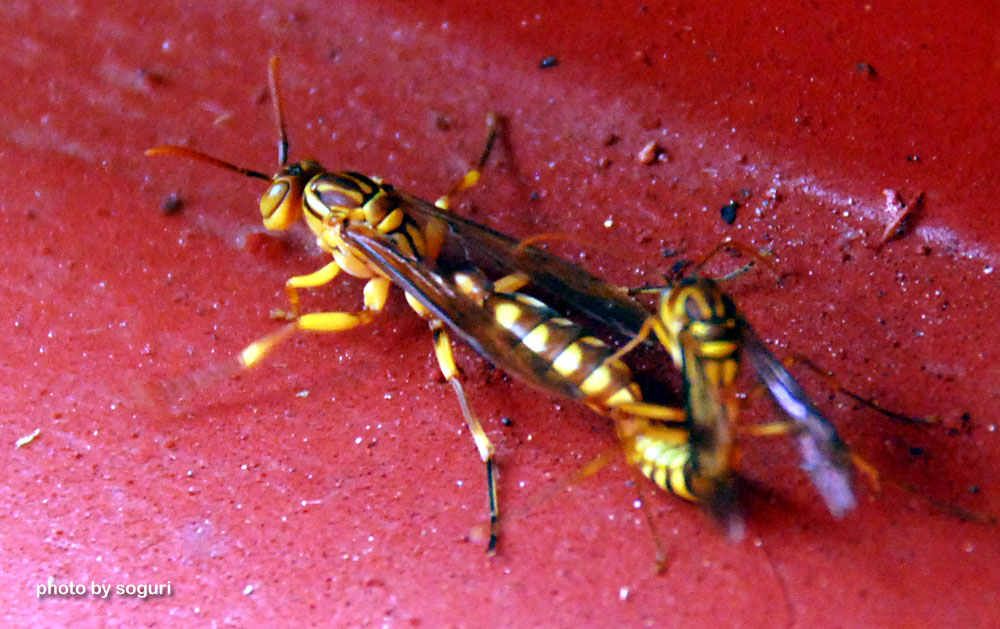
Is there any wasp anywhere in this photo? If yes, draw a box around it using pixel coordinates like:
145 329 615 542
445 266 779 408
608 248 857 518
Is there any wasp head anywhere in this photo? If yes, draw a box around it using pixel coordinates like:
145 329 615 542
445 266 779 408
258 160 325 230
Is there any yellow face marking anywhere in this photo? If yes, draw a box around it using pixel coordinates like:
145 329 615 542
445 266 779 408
494 302 523 331
549 317 575 327
552 343 584 377
521 324 551 353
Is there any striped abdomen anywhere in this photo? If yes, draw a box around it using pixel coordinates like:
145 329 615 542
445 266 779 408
451 270 697 500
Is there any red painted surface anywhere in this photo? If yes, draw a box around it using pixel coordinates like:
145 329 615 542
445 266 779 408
2 1 998 626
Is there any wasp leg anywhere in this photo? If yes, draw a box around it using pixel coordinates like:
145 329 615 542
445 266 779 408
433 319 499 554
271 261 342 320
606 316 661 366
739 421 881 493
240 276 387 369
399 290 498 553
611 401 686 422
787 354 937 425
627 464 670 574
434 113 500 210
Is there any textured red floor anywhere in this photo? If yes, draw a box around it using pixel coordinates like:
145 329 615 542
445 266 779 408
2 1 998 627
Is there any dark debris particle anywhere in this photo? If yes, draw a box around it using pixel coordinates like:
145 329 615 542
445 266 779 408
720 200 740 225
136 68 168 89
908 446 924 456
501 417 513 427
539 56 559 69
855 62 878 77
668 258 691 277
161 193 184 215
434 113 453 132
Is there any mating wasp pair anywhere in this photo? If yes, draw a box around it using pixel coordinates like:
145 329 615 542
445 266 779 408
146 58 856 552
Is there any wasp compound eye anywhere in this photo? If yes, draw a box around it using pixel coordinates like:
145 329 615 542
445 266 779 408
260 181 290 220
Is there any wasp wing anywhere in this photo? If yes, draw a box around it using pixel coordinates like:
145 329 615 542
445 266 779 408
342 222 588 402
742 324 856 518
395 192 651 337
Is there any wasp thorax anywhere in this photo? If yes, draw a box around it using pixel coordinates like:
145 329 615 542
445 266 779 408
310 174 371 215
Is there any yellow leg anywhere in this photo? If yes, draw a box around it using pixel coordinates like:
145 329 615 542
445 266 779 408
399 288 499 551
281 261 342 318
434 113 500 210
740 419 883 492
611 401 687 423
241 276 389 369
427 318 499 554
607 315 677 371
740 420 796 437
627 465 670 574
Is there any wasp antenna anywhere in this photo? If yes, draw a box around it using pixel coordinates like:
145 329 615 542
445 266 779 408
145 145 271 181
691 240 780 281
268 56 290 167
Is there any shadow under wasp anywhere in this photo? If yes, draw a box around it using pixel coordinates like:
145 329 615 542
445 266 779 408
145 57 856 554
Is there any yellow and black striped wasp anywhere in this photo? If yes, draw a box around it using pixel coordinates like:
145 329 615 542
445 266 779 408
614 261 857 519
